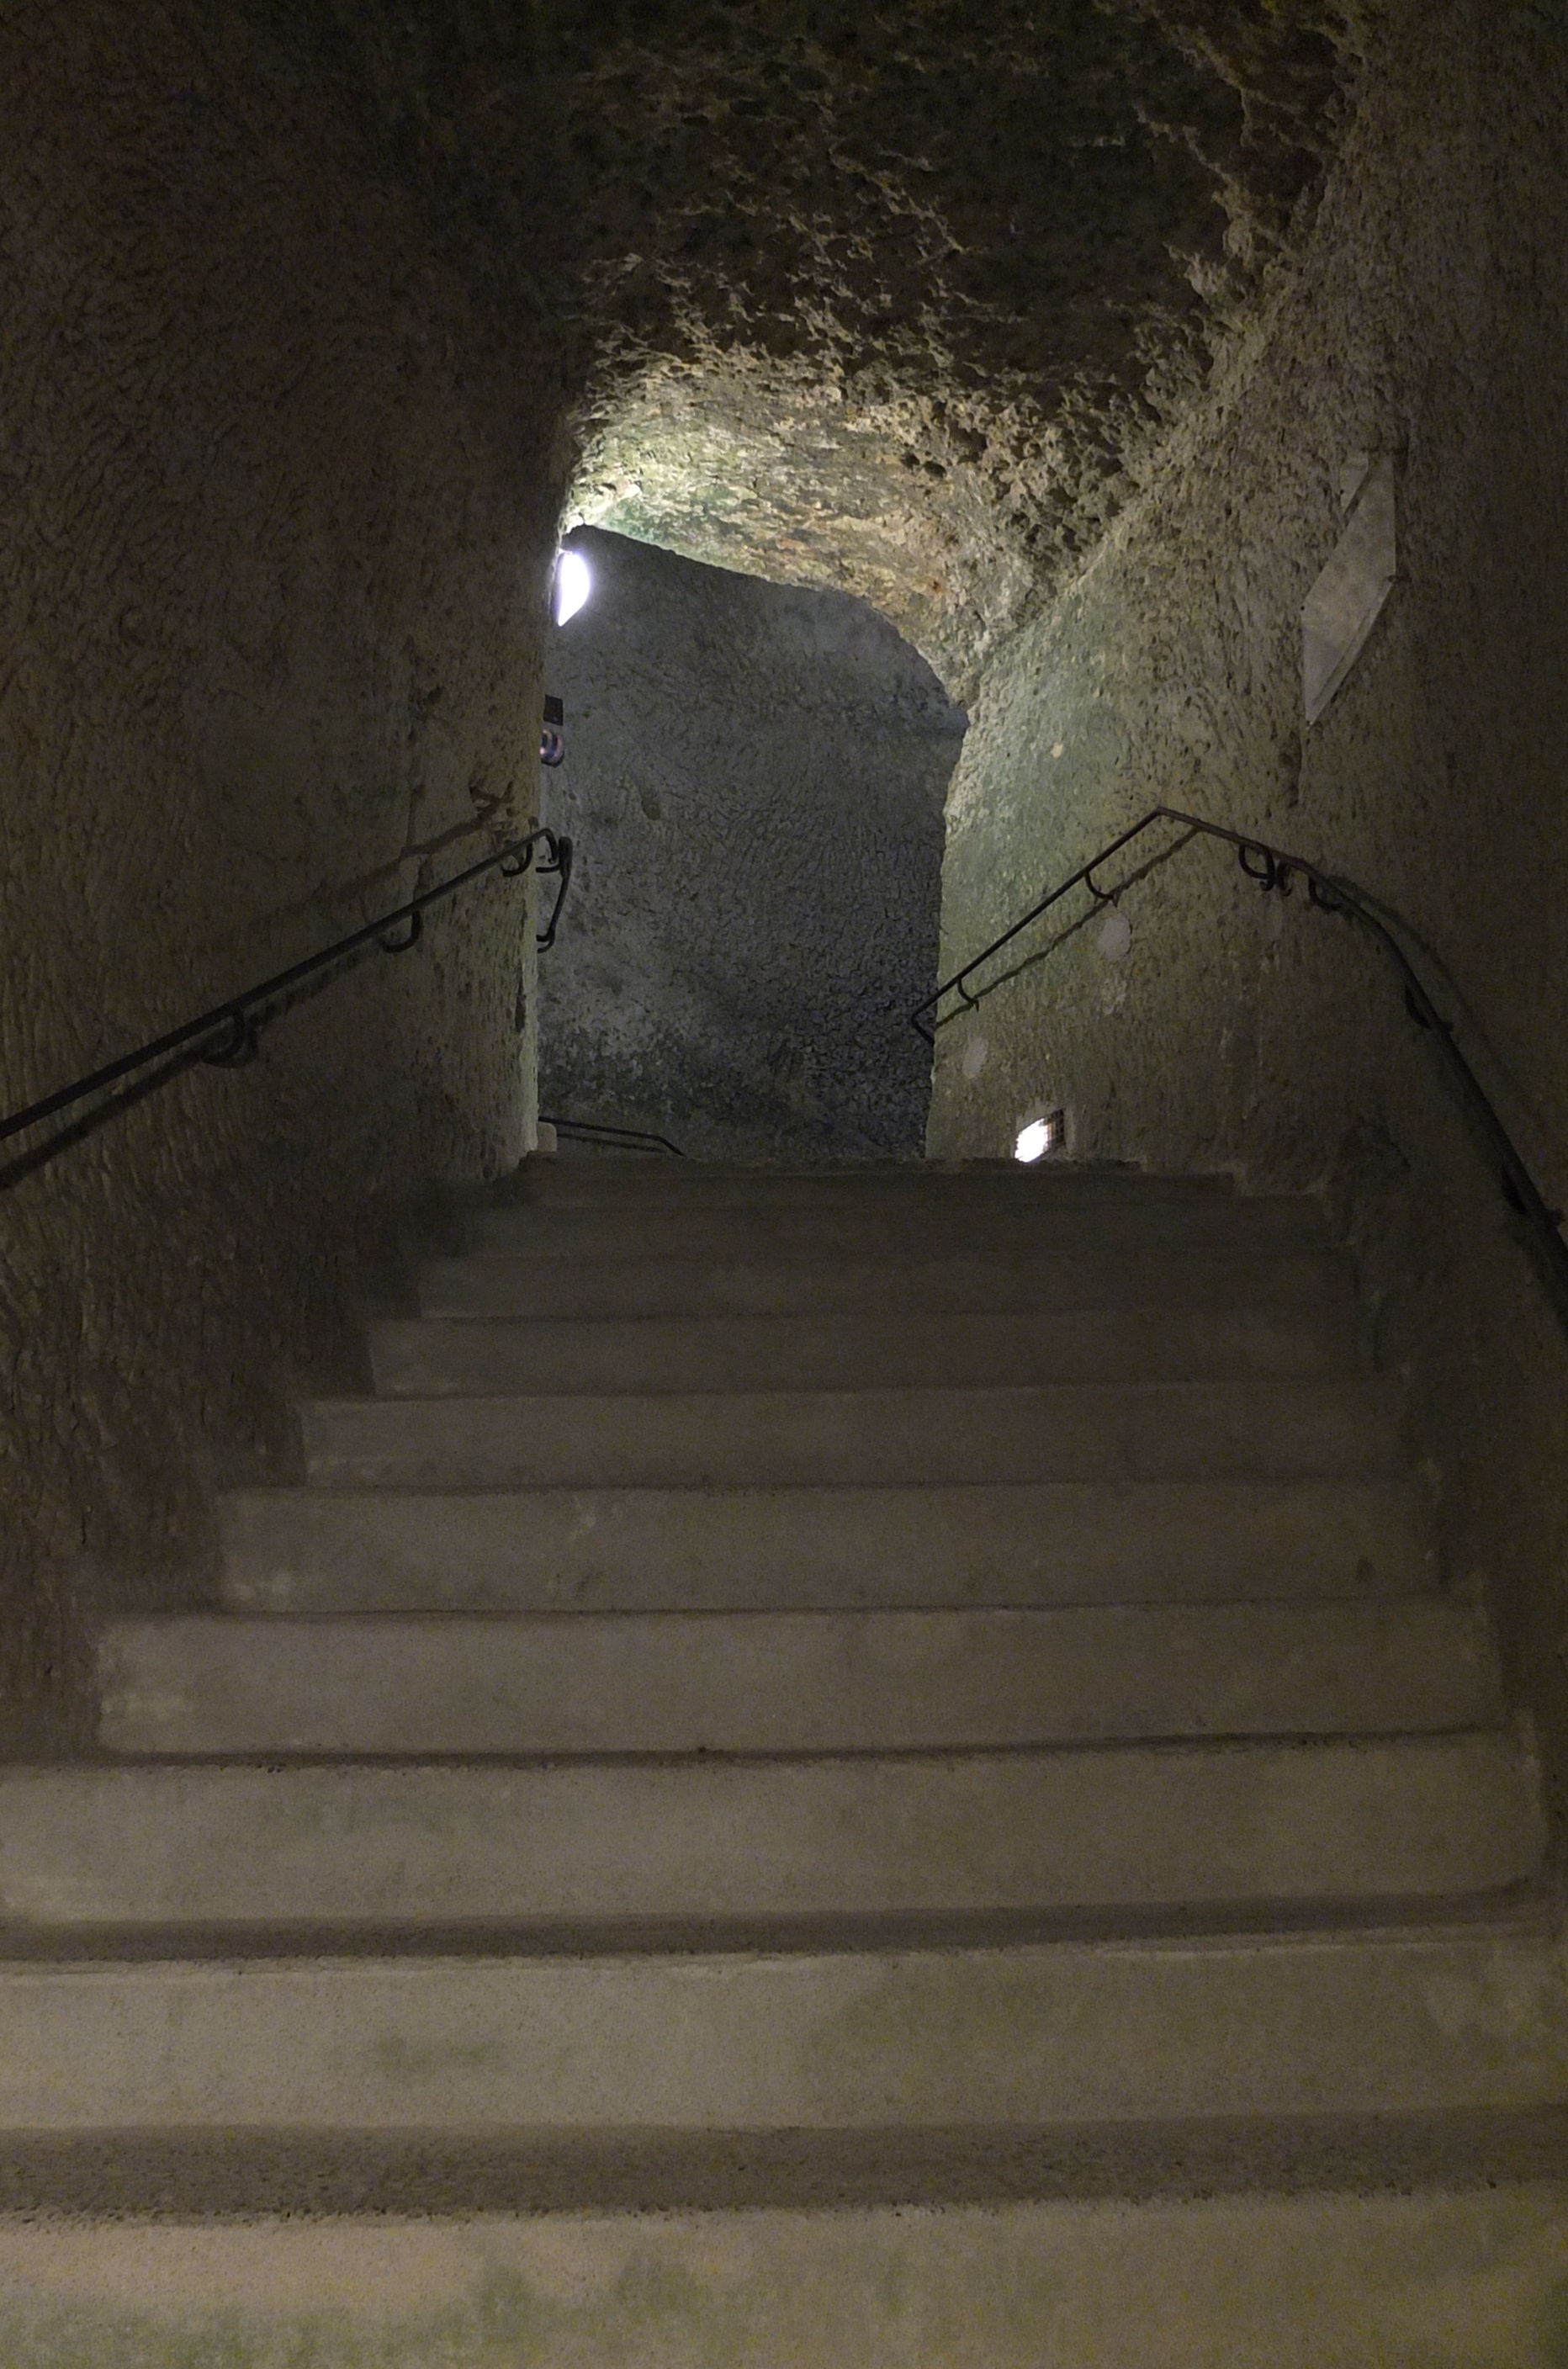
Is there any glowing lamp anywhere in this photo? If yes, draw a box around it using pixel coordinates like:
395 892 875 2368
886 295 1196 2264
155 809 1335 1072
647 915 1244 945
1014 1111 1064 1163
554 550 591 626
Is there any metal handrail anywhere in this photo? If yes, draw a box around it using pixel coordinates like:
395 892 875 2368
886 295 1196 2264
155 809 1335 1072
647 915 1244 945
0 826 573 1193
541 1116 686 1158
912 803 1568 1322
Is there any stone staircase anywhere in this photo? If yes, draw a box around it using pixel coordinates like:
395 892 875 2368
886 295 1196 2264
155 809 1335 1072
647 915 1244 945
3 1157 1568 2361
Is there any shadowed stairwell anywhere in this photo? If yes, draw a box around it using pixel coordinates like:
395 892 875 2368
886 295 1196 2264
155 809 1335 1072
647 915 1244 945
5 0 1568 2353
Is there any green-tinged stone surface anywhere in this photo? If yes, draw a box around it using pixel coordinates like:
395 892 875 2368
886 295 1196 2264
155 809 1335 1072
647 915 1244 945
1 2194 1567 2367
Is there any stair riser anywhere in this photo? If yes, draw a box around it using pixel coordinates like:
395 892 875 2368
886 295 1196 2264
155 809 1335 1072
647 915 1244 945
368 1306 1364 1397
3 1741 1538 1927
469 1202 1323 1263
0 1934 1562 2129
95 1603 1501 1757
302 1382 1402 1491
219 1479 1434 1615
1 2194 1565 2365
517 1163 1238 1208
421 1250 1359 1322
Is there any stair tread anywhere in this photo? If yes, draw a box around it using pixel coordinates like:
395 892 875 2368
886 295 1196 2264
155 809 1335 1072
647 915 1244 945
302 1375 1406 1489
513 1158 1237 1196
369 1305 1365 1393
0 1735 1538 1928
0 1926 1563 2132
464 1200 1327 1264
95 1599 1501 1756
219 1476 1434 1612
422 1246 1359 1319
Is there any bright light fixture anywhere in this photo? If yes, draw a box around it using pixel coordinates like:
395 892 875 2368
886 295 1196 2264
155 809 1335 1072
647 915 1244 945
554 549 591 626
1014 1111 1064 1163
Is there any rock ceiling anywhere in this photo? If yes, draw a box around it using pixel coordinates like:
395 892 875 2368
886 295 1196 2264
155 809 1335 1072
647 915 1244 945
320 1 1357 691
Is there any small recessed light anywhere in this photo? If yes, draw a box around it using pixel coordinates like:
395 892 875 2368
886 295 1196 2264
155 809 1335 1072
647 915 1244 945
1014 1110 1064 1163
554 550 591 625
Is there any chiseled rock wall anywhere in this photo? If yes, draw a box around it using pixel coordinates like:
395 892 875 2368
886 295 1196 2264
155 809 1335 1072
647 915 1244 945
0 1 561 1744
539 530 964 1158
929 0 1568 1836
315 0 1355 699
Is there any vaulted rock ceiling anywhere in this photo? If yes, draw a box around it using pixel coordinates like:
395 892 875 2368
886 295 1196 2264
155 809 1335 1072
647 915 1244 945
319 1 1356 690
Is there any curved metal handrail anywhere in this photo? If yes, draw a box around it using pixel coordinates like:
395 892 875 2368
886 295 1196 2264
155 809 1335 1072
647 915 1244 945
0 826 573 1194
912 804 1568 1322
541 1116 686 1158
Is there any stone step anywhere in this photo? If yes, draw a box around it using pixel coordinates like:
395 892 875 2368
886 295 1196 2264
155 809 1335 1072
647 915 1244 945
2 2189 1566 2361
421 1246 1358 1322
219 1476 1435 1614
515 1158 1239 1208
301 1378 1402 1491
467 1198 1324 1265
96 1599 1500 1757
1 1736 1539 1931
0 1925 1562 2134
368 1303 1364 1397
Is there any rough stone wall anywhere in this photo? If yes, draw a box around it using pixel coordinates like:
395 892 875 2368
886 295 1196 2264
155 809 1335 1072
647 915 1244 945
558 1 1353 697
0 0 561 1746
928 0 1568 1838
316 1 1357 699
539 530 964 1158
